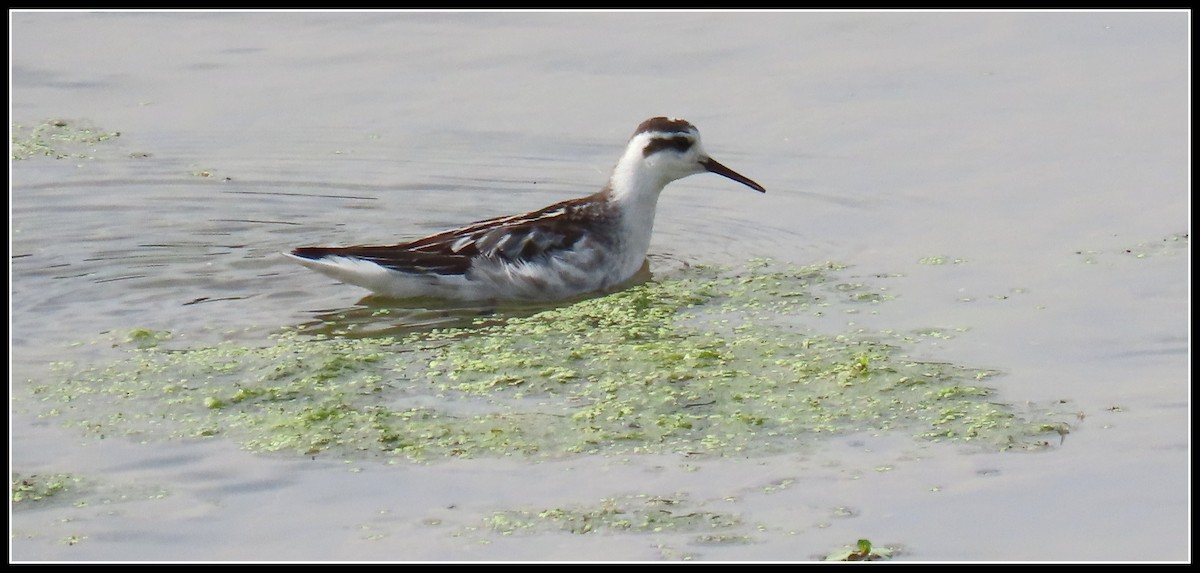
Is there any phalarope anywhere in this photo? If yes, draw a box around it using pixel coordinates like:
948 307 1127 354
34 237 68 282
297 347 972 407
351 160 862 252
286 117 765 301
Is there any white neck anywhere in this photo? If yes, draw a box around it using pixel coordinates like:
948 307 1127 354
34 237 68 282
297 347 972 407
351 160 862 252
604 144 673 258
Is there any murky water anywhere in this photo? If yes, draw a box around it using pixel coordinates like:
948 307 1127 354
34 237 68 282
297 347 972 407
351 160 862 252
10 10 1189 562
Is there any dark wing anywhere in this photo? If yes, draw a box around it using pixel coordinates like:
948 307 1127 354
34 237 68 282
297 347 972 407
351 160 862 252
290 194 610 276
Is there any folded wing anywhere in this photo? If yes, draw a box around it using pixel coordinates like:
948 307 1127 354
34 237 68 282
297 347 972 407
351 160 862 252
289 195 607 276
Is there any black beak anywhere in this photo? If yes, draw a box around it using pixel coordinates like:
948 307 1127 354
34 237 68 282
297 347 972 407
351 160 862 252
701 158 766 193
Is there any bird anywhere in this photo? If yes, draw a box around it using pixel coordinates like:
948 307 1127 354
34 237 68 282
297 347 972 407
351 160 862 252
285 117 765 301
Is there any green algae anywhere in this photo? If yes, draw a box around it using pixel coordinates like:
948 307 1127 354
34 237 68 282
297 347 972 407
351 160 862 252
28 261 1071 461
918 256 966 265
11 473 79 504
825 538 897 561
487 493 739 536
11 119 121 160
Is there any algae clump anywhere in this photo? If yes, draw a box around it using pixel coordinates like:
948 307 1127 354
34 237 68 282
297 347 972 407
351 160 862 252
29 261 1070 460
11 118 121 160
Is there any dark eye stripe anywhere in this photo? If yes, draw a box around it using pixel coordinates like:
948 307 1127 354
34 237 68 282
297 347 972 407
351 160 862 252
642 135 694 157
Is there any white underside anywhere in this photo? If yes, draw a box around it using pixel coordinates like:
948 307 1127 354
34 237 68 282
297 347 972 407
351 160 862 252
284 233 643 301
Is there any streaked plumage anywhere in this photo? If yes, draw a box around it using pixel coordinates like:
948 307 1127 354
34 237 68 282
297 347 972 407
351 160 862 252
286 117 765 301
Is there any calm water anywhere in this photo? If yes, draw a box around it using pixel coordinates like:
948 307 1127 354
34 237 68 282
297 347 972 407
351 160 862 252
10 11 1189 562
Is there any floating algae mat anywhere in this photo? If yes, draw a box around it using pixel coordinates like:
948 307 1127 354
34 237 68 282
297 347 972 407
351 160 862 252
29 261 1070 460
11 118 122 161
485 492 740 536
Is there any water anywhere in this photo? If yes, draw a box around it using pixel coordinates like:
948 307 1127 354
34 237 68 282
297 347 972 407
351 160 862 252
10 10 1189 562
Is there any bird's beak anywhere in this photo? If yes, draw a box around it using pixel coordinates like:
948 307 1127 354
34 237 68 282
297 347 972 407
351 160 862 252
701 158 766 193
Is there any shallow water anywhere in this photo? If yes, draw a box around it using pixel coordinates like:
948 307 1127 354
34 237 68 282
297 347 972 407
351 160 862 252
10 10 1189 562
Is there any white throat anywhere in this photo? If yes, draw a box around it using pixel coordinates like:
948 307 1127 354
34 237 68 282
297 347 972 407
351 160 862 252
607 145 671 252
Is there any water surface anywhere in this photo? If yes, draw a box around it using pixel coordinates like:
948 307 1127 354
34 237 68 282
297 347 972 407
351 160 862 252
10 10 1189 562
